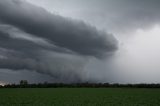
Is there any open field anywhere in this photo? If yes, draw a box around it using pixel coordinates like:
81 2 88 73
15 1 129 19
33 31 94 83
0 88 160 106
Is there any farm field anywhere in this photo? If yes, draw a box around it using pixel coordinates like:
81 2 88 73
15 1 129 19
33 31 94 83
0 88 160 106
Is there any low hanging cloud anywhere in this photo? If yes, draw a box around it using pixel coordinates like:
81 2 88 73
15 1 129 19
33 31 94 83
0 0 118 57
0 0 118 82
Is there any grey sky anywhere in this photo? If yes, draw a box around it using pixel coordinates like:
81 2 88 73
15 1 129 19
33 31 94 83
26 0 160 34
1 0 160 84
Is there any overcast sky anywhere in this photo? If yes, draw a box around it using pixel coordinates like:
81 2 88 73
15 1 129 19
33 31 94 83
0 0 160 84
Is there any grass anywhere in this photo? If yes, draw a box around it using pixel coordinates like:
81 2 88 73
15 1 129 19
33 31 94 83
0 88 160 106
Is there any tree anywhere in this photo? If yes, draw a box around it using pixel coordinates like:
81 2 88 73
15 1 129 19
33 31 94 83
20 80 28 87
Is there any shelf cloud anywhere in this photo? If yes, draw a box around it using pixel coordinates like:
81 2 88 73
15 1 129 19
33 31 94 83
0 0 118 82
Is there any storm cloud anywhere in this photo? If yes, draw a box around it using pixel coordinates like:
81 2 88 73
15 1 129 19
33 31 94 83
0 0 117 57
0 0 118 82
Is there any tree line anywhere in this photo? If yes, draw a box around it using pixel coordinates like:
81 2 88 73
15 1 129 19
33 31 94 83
1 80 160 88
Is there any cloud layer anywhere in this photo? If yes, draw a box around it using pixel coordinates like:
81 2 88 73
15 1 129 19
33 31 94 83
0 0 118 82
22 0 160 83
0 0 117 57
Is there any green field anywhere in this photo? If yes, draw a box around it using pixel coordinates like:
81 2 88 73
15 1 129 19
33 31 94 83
0 88 160 106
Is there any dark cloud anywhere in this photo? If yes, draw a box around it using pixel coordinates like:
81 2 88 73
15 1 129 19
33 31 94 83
1 0 160 83
0 28 85 82
0 0 118 57
0 0 118 82
22 0 160 83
